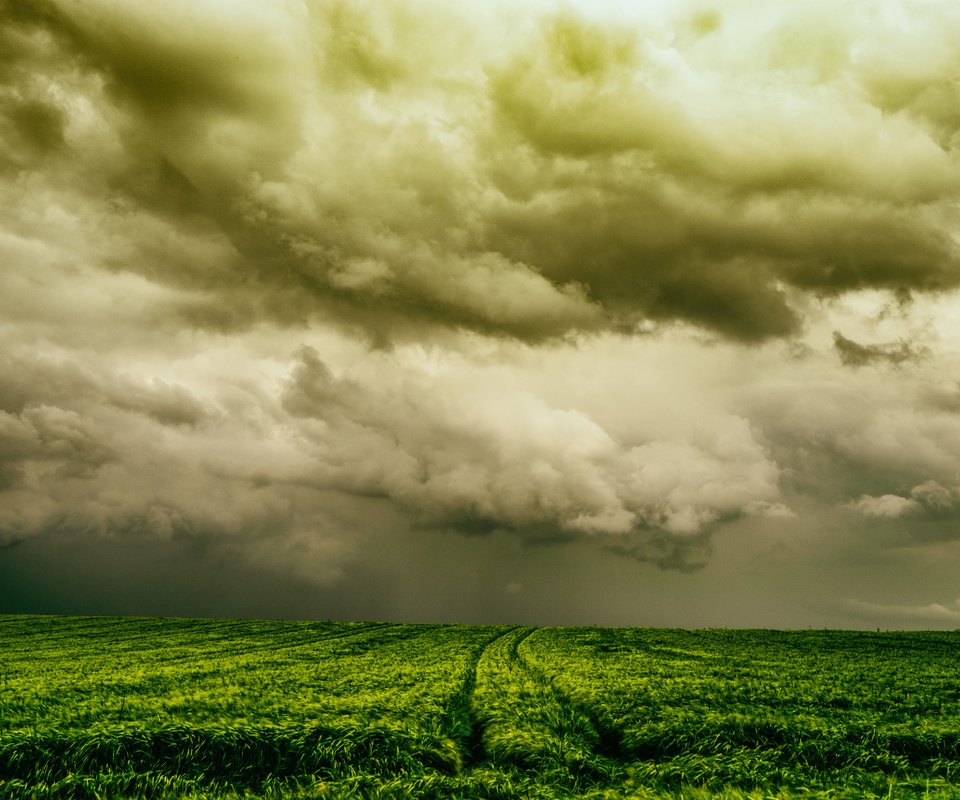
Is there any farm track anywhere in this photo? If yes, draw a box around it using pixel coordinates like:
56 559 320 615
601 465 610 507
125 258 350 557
506 626 537 661
441 626 520 770
514 630 628 764
466 626 593 772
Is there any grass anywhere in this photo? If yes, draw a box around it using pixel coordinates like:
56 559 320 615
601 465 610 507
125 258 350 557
2 616 960 798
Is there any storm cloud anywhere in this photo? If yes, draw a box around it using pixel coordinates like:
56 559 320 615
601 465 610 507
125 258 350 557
3 1 960 626
832 330 923 367
6 1 960 342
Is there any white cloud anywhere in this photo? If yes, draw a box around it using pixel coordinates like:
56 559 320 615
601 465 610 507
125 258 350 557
910 479 957 511
846 494 920 518
282 346 782 538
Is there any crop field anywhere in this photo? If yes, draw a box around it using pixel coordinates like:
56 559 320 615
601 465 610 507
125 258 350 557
3 617 960 799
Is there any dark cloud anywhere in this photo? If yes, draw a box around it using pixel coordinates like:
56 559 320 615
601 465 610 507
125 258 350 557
1 2 957 345
608 531 713 573
832 330 923 367
0 97 65 170
0 530 357 619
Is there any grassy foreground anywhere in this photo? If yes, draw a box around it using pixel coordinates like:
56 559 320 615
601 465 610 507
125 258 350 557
3 617 960 799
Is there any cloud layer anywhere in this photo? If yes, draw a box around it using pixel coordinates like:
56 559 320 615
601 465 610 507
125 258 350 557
6 0 960 343
3 1 960 625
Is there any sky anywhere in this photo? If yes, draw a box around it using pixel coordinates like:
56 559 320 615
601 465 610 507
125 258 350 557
3 0 960 629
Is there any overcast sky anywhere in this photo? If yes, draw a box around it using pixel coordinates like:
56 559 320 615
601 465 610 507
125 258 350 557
4 0 960 629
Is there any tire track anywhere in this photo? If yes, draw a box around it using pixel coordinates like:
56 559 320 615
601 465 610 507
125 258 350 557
506 626 538 662
461 626 565 772
514 630 628 765
441 626 521 771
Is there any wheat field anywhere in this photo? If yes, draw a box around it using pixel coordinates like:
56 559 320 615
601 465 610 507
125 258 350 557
3 616 960 799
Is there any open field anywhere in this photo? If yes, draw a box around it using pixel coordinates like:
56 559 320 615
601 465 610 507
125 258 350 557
3 616 960 799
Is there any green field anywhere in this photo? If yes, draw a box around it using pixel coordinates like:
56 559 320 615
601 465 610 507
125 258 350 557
3 617 960 799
